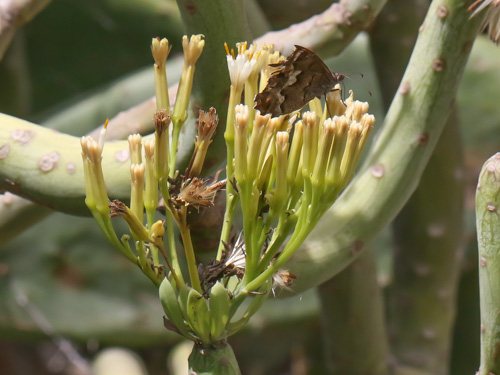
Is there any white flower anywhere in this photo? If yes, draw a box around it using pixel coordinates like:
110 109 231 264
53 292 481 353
226 232 246 269
225 42 257 89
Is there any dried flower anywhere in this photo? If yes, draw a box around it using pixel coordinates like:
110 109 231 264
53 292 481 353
170 172 226 211
109 200 149 241
154 109 171 180
469 0 500 44
185 108 219 178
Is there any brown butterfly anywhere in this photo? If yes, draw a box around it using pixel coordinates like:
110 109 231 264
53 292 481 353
254 45 345 117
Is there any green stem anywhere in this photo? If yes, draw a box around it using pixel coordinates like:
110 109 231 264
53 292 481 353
159 182 184 284
179 209 202 293
371 2 462 373
245 206 318 292
476 153 500 375
169 121 182 173
389 106 464 374
218 84 244 257
216 193 238 260
256 214 296 273
98 215 137 264
165 210 183 284
318 248 390 375
188 341 241 375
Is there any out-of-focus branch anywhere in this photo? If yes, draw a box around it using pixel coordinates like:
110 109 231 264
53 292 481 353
389 108 465 374
0 0 52 60
256 0 388 56
370 3 465 372
319 249 390 375
0 193 52 245
369 0 427 109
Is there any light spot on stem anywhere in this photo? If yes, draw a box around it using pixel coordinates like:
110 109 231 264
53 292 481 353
0 144 9 159
370 163 385 178
437 5 449 18
66 162 77 174
115 149 130 163
38 151 60 172
11 129 35 145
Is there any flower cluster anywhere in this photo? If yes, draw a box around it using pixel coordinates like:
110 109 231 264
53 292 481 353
81 37 374 347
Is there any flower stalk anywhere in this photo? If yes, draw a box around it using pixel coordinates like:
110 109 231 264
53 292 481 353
170 34 205 172
151 37 171 111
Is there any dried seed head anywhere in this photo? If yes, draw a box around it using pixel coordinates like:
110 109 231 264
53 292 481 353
154 110 172 135
171 173 226 211
197 107 219 143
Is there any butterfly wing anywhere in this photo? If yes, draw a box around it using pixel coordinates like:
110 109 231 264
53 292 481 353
254 45 341 117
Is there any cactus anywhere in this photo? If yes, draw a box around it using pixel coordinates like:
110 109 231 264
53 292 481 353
476 153 500 375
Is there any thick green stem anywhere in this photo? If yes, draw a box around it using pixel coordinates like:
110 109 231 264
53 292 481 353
318 248 390 375
175 0 252 172
0 113 132 214
277 0 486 294
188 341 241 375
389 108 464 374
476 153 500 375
371 2 463 374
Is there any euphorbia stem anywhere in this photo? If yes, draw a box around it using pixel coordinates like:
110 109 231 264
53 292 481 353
188 341 241 375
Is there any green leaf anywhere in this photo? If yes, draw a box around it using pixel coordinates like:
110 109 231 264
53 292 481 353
159 278 194 340
186 288 211 344
208 282 230 340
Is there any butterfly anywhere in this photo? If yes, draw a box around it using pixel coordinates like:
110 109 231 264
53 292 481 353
254 45 345 117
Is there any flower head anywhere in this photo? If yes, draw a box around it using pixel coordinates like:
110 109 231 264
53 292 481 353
151 37 171 66
81 135 108 215
183 34 205 66
170 172 226 211
225 42 258 89
109 200 149 241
